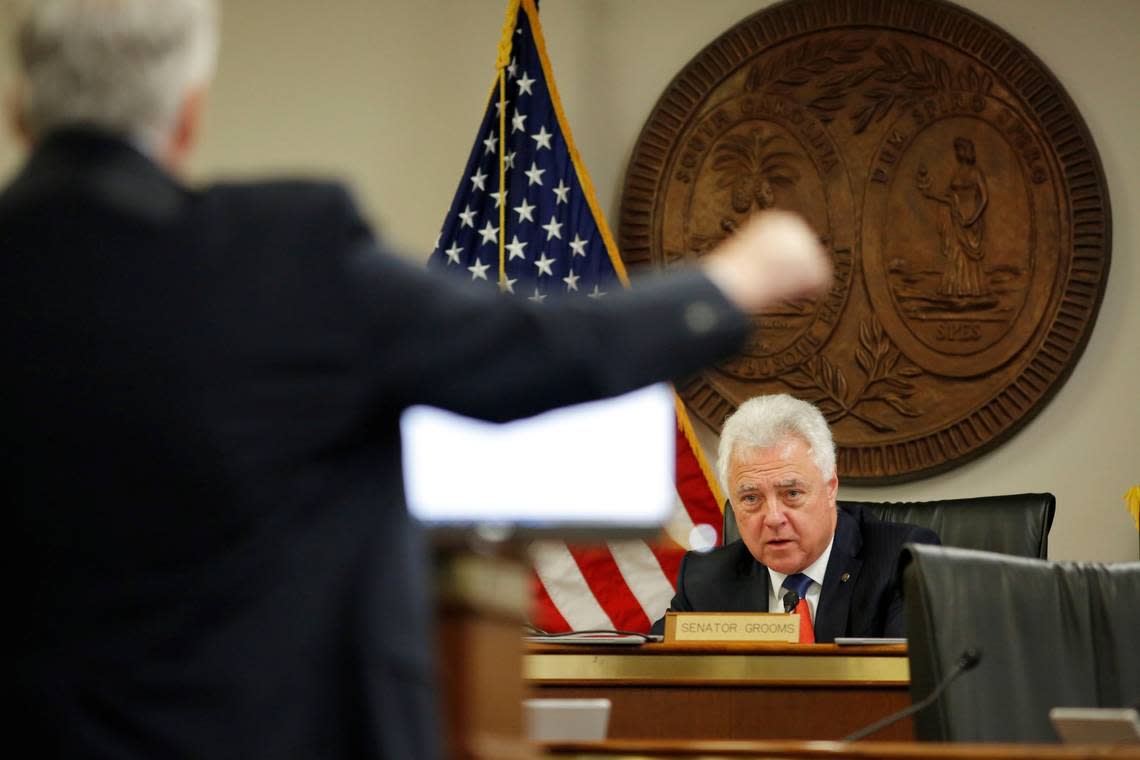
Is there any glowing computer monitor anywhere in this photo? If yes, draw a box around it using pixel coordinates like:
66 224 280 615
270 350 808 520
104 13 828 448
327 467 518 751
400 383 675 538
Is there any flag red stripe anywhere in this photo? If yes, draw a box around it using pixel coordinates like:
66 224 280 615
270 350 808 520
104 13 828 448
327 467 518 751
530 573 571 634
567 546 651 632
674 422 723 541
648 544 686 593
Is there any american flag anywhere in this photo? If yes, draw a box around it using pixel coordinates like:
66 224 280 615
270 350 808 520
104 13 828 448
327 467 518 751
428 0 726 633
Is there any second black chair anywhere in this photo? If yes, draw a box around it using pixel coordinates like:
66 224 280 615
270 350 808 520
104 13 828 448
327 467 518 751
900 543 1140 742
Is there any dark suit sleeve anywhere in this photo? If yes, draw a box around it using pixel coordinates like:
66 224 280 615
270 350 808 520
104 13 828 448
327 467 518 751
884 526 941 638
330 187 752 422
650 552 697 635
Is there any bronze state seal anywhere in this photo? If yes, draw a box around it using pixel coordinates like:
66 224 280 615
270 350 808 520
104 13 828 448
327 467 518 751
619 0 1110 482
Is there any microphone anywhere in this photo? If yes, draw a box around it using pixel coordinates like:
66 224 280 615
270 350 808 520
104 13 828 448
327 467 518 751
842 647 982 741
782 590 799 614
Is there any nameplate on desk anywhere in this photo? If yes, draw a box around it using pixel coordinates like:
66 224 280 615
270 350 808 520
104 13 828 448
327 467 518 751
664 612 799 643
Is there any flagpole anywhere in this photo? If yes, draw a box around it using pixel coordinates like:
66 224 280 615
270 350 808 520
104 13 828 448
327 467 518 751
428 0 732 630
495 0 521 288
519 0 727 529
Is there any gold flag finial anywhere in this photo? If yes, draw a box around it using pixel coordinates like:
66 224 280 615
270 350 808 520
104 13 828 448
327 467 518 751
1125 485 1140 532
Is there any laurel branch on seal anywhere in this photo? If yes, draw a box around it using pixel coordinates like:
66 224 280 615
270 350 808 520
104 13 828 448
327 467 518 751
746 37 995 134
848 43 995 133
746 35 874 123
746 36 873 91
780 316 923 432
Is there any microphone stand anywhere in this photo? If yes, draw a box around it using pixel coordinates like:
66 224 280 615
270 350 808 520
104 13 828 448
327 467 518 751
842 648 982 741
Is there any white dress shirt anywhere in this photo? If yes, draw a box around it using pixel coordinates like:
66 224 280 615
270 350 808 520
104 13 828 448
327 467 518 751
765 535 835 622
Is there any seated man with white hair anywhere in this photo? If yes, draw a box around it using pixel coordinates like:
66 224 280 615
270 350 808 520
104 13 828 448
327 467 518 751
651 394 939 642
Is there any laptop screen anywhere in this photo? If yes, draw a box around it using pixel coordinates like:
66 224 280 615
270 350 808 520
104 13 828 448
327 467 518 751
400 383 676 534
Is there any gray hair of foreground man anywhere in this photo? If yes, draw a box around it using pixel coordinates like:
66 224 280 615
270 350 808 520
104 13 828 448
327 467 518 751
14 0 218 149
717 394 837 487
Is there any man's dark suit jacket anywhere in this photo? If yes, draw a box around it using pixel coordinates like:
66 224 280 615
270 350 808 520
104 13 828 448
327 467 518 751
651 504 940 641
3 129 752 759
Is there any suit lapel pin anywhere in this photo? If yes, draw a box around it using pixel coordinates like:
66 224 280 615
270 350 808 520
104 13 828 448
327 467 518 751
840 572 851 583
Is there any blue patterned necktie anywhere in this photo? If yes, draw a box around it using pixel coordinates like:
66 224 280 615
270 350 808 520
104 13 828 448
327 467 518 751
782 573 815 644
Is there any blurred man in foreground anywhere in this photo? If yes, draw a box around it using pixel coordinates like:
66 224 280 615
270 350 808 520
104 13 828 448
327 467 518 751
4 1 830 757
652 395 939 641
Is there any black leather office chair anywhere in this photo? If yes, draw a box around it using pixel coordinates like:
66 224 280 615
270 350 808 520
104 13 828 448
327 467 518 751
721 492 1056 558
900 543 1140 742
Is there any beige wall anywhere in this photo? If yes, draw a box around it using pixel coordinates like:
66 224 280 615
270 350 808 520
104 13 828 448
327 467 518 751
2 1 1136 561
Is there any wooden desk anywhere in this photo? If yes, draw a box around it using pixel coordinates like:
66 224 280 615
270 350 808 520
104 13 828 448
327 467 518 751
526 642 912 741
541 739 1140 759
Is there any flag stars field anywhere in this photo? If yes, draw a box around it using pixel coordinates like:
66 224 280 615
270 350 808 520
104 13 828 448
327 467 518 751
477 221 498 245
524 162 545 186
469 168 487 191
458 205 477 228
534 252 556 276
552 179 570 204
467 258 490 281
505 235 528 261
568 234 588 257
514 198 535 223
444 242 463 265
531 125 552 150
542 215 562 240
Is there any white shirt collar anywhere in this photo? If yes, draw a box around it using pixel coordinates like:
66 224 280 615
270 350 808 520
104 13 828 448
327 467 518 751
768 532 835 601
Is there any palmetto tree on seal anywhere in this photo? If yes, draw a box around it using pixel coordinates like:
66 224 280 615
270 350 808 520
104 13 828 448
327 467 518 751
713 128 801 219
686 129 803 262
